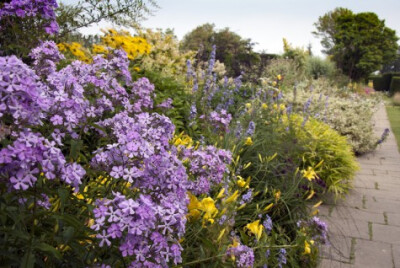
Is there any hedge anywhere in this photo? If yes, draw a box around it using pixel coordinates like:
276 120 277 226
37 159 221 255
390 76 400 95
370 72 400 92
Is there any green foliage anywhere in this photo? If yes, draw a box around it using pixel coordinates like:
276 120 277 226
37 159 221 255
370 75 386 91
314 8 399 80
390 76 400 95
285 79 381 154
282 114 359 197
386 104 400 152
180 23 260 79
305 57 336 80
133 69 191 132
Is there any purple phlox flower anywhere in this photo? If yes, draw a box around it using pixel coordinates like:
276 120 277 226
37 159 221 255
157 98 173 109
97 230 111 247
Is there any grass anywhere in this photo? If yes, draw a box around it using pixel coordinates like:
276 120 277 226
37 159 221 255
385 99 400 152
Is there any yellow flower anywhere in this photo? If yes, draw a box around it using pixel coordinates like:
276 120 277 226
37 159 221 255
305 189 315 200
262 103 268 110
92 44 107 54
274 190 281 201
264 203 274 211
244 137 253 146
201 197 218 220
304 240 311 254
313 200 323 208
217 228 226 241
273 103 278 110
277 74 282 81
216 188 225 199
279 104 286 111
272 81 277 87
246 220 264 240
133 66 141 72
224 190 240 204
237 178 246 188
245 103 252 109
302 166 317 181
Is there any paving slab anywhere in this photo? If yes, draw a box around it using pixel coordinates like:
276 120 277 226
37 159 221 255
321 103 400 267
353 239 393 267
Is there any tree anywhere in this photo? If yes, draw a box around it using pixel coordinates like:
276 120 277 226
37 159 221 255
181 23 260 79
0 0 157 58
314 8 399 80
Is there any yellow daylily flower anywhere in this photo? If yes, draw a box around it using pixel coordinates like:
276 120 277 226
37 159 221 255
313 200 323 208
216 188 225 199
274 190 281 201
264 203 274 211
237 178 246 188
246 220 264 240
244 137 253 146
201 197 218 219
304 240 311 254
305 189 315 200
224 190 240 204
302 166 317 181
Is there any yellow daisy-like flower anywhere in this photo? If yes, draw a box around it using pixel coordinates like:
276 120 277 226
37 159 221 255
246 220 264 240
302 166 317 181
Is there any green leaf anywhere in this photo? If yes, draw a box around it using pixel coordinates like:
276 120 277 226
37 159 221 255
35 243 62 260
63 226 75 244
57 188 69 213
20 251 35 268
69 139 83 161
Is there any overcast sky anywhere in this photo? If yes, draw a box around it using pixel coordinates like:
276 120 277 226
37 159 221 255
65 0 400 57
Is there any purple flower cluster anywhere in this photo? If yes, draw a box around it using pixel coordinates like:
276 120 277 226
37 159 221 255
226 244 255 268
0 55 51 126
207 109 232 133
29 41 64 76
0 0 59 34
263 215 273 235
0 130 85 190
181 145 232 195
297 216 328 244
92 191 185 267
90 110 189 266
278 248 287 268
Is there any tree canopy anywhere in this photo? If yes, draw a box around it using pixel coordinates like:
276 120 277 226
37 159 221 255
314 8 399 80
180 23 260 78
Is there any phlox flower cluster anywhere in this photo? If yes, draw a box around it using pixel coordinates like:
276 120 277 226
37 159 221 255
0 130 85 190
0 55 51 126
207 109 232 133
29 40 65 76
0 0 59 34
90 111 189 266
226 244 255 268
92 192 185 267
180 145 232 195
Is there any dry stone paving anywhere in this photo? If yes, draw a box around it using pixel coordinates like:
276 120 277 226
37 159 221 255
319 103 400 267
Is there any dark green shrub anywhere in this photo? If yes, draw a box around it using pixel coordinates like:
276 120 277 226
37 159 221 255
390 76 400 95
370 75 385 91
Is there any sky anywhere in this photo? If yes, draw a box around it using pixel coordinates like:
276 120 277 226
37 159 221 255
67 0 400 57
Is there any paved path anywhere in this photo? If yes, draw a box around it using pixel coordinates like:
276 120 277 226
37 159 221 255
319 103 400 268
